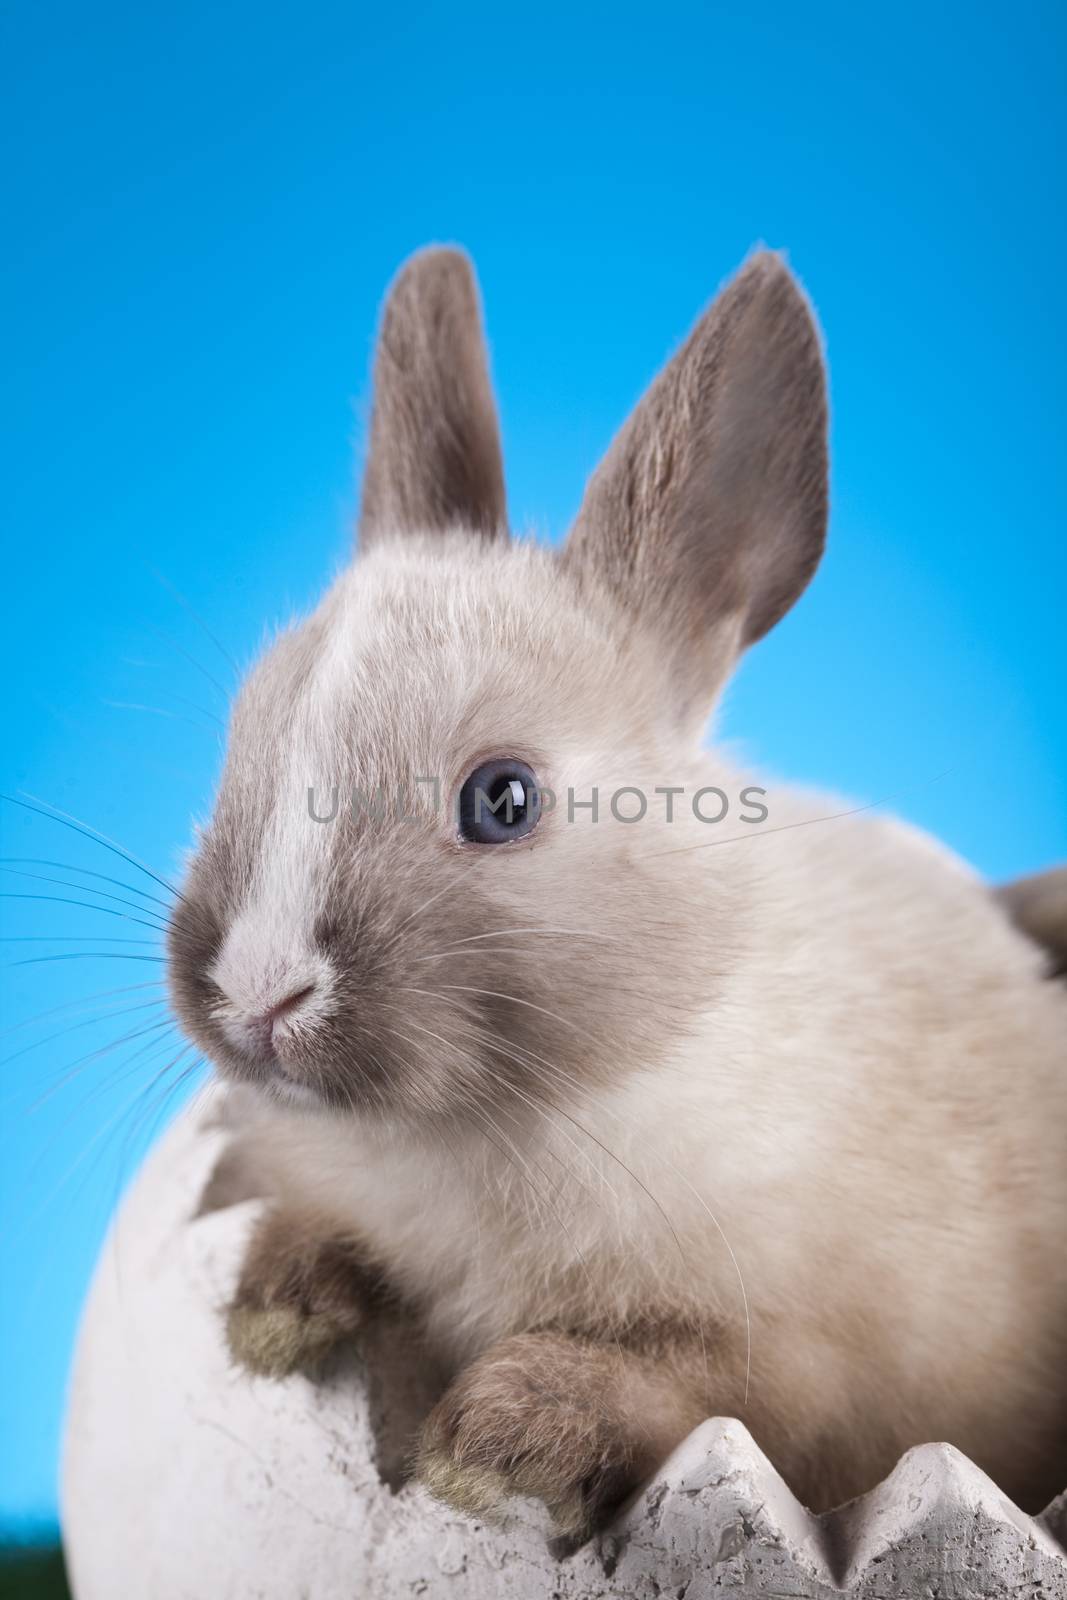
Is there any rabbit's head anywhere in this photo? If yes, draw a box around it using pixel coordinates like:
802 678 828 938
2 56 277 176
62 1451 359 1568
168 246 827 1122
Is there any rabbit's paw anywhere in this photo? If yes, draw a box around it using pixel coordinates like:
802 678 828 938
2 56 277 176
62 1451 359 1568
417 1332 640 1538
225 1209 380 1379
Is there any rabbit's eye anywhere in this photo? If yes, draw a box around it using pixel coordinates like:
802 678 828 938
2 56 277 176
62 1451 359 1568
458 759 541 844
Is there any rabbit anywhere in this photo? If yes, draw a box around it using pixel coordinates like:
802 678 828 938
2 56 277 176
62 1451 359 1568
167 245 1067 1535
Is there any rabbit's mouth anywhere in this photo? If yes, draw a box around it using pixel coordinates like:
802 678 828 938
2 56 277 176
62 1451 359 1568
259 1062 325 1111
265 1062 327 1113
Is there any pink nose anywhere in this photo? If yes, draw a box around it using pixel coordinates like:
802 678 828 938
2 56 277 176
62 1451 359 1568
266 984 316 1024
251 983 316 1048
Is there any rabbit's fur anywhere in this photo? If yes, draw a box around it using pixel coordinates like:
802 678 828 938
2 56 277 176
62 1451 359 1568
168 247 1067 1529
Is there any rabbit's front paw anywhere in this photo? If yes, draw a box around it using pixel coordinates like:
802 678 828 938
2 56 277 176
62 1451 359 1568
225 1210 380 1379
417 1332 641 1538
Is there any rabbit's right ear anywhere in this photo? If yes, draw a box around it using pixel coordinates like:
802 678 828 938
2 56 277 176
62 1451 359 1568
359 247 507 547
563 252 828 722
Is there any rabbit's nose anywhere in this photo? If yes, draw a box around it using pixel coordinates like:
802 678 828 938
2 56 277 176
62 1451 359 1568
264 983 317 1026
231 983 317 1053
259 982 316 1038
210 911 336 1057
213 959 328 1057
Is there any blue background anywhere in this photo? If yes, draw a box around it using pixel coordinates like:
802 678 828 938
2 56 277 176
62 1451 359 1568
1 0 1064 1533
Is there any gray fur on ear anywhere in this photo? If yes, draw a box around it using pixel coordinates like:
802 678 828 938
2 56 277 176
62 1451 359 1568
563 251 828 708
996 866 1067 979
358 247 507 546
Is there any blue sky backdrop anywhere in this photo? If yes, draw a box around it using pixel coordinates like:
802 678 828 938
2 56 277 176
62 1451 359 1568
1 0 1064 1531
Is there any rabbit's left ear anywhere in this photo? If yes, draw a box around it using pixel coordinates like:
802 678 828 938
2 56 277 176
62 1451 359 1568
563 252 828 716
359 247 507 547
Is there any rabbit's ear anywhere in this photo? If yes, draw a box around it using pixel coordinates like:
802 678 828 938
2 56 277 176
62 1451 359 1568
563 252 828 714
358 247 507 546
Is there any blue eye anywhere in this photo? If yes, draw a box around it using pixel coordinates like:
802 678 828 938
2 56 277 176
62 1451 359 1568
458 759 541 844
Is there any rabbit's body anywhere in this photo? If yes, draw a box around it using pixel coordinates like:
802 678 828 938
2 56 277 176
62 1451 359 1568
226 557 1067 1510
169 248 1067 1528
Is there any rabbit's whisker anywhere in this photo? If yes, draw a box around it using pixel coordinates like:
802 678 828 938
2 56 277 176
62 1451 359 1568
0 936 161 946
146 563 241 679
0 858 174 911
3 791 185 903
25 1016 181 1114
103 700 221 738
8 953 166 967
1 982 166 1039
404 983 588 1040
0 868 173 927
1 892 170 936
2 997 170 1071
147 623 231 703
386 878 461 941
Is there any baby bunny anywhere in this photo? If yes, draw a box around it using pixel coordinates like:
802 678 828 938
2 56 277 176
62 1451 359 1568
168 246 1067 1534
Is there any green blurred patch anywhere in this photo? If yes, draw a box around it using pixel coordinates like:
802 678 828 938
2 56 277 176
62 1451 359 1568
0 1544 71 1600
